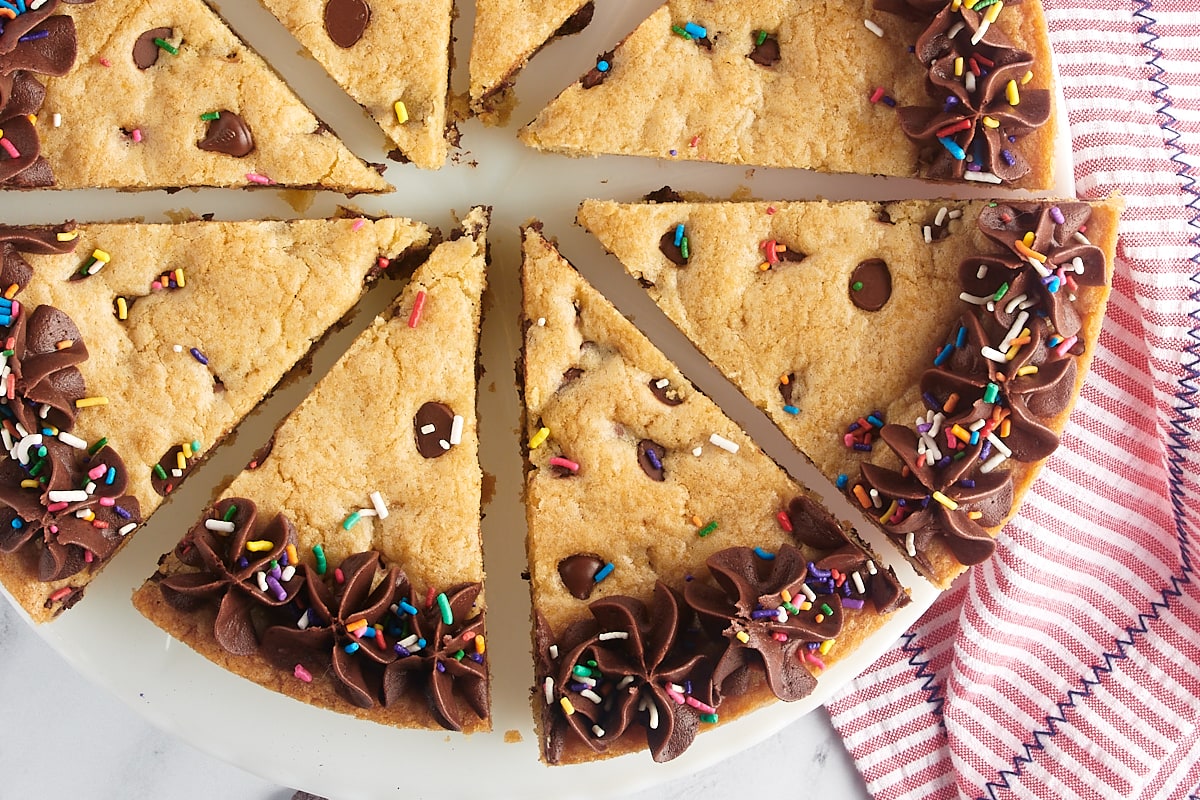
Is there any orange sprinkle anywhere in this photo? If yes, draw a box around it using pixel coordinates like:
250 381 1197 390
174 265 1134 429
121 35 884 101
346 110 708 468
1013 240 1047 262
852 484 871 509
943 392 960 414
1000 418 1012 438
3 284 17 299
779 374 790 385
691 514 703 527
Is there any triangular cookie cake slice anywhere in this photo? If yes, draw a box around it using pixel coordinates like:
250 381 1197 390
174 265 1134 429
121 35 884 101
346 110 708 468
258 0 454 168
521 225 909 765
578 196 1121 587
468 0 595 123
134 210 489 733
0 215 430 621
0 0 387 192
522 0 1058 189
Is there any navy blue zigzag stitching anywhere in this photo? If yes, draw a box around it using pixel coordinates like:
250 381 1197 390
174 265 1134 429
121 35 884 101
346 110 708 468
981 1 1200 798
900 628 947 718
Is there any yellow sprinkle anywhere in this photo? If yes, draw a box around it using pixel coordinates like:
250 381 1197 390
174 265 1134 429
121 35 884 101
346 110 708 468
932 491 959 511
758 262 770 272
799 601 813 611
175 268 186 288
1022 231 1035 247
983 115 1000 128
954 56 964 77
559 697 575 716
819 639 836 656
879 499 898 525
74 396 108 408
182 441 193 458
985 0 1004 22
346 618 368 632
116 297 128 320
20 479 38 489
1017 365 1039 377
951 0 962 8
394 101 409 124
1006 79 1020 106
176 450 187 471
1021 69 1034 85
962 0 977 8
286 544 298 566
56 230 79 242
968 511 983 520
245 540 273 552
91 248 111 263
79 509 95 522
27 114 35 125
529 427 550 449
780 589 792 603
475 635 486 654
951 424 972 444
735 631 750 644
55 339 72 350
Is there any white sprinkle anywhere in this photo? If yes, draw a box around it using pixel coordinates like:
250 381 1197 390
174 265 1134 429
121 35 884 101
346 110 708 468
171 468 183 478
1074 232 1091 245
867 560 878 575
692 446 703 457
398 633 420 650
420 424 436 435
357 508 377 518
864 19 884 37
84 481 97 495
1030 257 1052 278
1 428 12 454
921 435 942 463
536 317 546 327
449 414 464 446
11 420 23 439
204 519 236 533
256 571 268 592
439 439 450 451
543 676 555 705
548 644 559 660
297 609 311 630
959 291 992 305
852 571 866 595
709 433 739 453
598 631 629 641
646 698 660 730
986 432 1013 457
947 21 965 39
668 682 685 694
52 112 62 127
38 404 51 419
969 418 987 432
964 170 1002 184
869 488 882 509
935 206 949 226
281 565 296 582
985 301 996 312
14 433 42 465
74 509 90 519
86 260 105 276
923 225 933 244
1072 256 1085 274
118 522 137 536
980 346 1008 363
655 378 670 389
172 344 183 353
617 675 636 690
970 17 991 45
776 608 789 624
370 491 389 519
575 676 597 688
905 532 917 557
57 431 87 449
1004 293 1029 315
580 689 603 704
800 583 817 602
48 489 88 503
965 71 977 93
929 412 945 438
999 310 1030 350
591 725 606 738
980 452 1008 474
949 209 963 220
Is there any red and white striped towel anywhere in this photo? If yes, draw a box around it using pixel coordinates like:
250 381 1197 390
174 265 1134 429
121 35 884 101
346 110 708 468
828 1 1200 798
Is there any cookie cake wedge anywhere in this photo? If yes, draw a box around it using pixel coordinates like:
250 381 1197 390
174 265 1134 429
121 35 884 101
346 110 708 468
0 0 387 192
521 0 1058 188
0 215 430 621
578 196 1121 586
258 0 454 168
521 224 908 764
134 209 490 733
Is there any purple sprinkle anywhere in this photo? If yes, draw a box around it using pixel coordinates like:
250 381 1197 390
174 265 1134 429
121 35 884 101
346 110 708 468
923 392 940 410
843 598 866 610
935 456 952 469
967 162 983 172
917 422 932 433
114 505 132 519
980 441 993 460
269 564 282 580
1008 135 1017 143
1001 149 1016 166
841 582 852 597
751 609 779 620
847 421 861 433
669 149 678 156
237 556 249 569
960 478 976 488
569 681 589 692
852 442 873 452
920 497 932 509
1050 206 1065 224
394 644 412 657
684 574 693 582
190 347 209 365
807 642 820 650
882 96 897 107
19 30 50 43
265 574 286 601
647 448 662 469
807 562 832 580
898 499 909 507
436 661 446 673
685 680 693 695
943 96 958 112
471 653 484 663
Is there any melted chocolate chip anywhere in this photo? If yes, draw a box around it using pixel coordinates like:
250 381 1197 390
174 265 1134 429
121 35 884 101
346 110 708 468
849 259 892 311
324 0 371 48
581 50 614 89
197 111 254 157
555 2 594 36
779 373 797 404
659 229 687 266
749 34 780 67
560 367 584 387
133 28 173 69
643 186 684 203
648 377 683 406
414 401 454 458
247 435 275 470
637 439 666 481
558 554 605 599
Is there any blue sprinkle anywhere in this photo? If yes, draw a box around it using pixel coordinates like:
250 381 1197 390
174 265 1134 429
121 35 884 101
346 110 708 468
960 479 976 488
0 316 12 326
10 517 22 529
783 405 800 415
922 392 940 410
105 466 116 485
237 556 249 569
399 600 419 616
938 136 966 161
674 224 685 247
684 22 707 38
752 547 775 561
1045 276 1061 293
190 347 209 365
933 343 954 366
417 638 427 649
836 473 848 489
360 627 376 639
596 59 610 72
751 609 778 619
955 325 967 348
114 505 132 519
343 642 360 654
882 96 896 107
18 29 47 43
593 562 615 583
866 414 884 428
852 442 872 452
969 430 980 445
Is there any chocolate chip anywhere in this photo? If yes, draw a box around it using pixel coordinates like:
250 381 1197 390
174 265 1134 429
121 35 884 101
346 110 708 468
324 0 371 48
133 27 173 69
779 372 797 404
637 439 666 481
555 2 594 36
414 401 454 458
247 435 275 470
643 186 684 203
582 50 614 89
558 554 605 599
197 111 254 158
659 228 687 266
849 259 892 311
749 34 780 67
560 367 584 387
648 378 683 406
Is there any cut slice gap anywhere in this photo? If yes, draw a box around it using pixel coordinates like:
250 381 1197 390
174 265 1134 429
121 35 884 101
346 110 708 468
521 223 908 765
577 196 1121 586
134 209 490 732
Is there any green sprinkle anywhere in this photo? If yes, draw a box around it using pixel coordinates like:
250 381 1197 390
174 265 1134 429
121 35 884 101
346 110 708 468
1 349 12 357
820 603 834 616
852 281 864 291
992 281 1010 301
983 383 1000 404
783 602 800 615
88 437 108 455
29 458 45 477
200 111 220 121
699 713 719 724
453 650 465 661
313 544 327 575
680 235 690 261
222 503 238 521
191 439 202 453
698 520 718 537
153 37 179 55
586 659 598 668
573 665 594 678
756 30 768 45
671 24 693 39
973 0 1001 8
436 592 453 625
342 510 362 530
153 463 167 480
953 450 967 460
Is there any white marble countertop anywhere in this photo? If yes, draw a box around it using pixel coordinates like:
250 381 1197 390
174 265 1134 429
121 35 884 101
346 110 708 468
0 597 872 799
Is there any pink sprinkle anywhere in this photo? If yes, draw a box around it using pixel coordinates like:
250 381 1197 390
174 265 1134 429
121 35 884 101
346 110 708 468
47 501 69 513
945 428 958 448
407 290 427 329
689 135 700 148
664 685 686 705
843 433 856 448
425 585 436 609
294 664 313 683
376 256 389 270
87 463 108 480
772 632 788 642
1054 335 1078 358
49 587 73 602
776 511 793 532
84 550 94 563
6 372 13 399
48 524 58 534
245 172 274 185
334 567 344 584
806 652 826 671
99 497 115 507
352 218 366 232
766 206 776 215
98 56 111 67
685 696 717 715
151 281 163 291
9 300 18 318
0 138 20 159
869 86 886 103
131 128 143 143
548 456 580 473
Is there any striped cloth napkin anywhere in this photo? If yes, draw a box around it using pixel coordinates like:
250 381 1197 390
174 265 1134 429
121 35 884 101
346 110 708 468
827 1 1200 798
